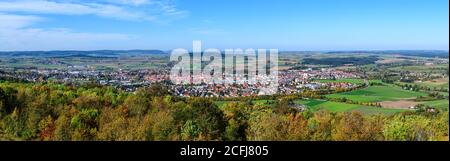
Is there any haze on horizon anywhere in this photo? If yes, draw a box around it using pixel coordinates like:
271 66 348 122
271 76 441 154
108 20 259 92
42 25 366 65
0 0 448 51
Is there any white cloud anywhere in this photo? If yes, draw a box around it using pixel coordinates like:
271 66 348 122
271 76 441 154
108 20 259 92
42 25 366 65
0 0 189 50
0 0 188 22
0 13 43 29
0 0 157 21
0 13 134 51
107 0 152 6
1 28 133 51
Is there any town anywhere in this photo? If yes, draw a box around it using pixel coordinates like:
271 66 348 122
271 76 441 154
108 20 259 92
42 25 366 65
0 61 362 97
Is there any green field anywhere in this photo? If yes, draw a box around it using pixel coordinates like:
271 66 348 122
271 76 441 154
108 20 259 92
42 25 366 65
418 79 449 88
390 64 449 73
422 100 449 110
326 85 427 102
294 99 409 115
395 77 449 91
216 98 410 115
417 79 449 90
0 55 169 71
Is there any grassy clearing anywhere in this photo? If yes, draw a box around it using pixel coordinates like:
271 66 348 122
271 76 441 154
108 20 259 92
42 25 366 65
390 66 422 71
326 85 427 102
395 77 449 90
422 100 449 111
390 64 448 73
417 78 449 90
294 99 409 115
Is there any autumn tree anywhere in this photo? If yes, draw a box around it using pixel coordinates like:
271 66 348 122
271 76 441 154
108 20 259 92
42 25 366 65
246 106 287 141
308 110 334 141
223 102 249 141
70 109 99 141
123 94 150 117
38 115 55 141
284 113 309 141
383 115 433 141
361 114 385 141
53 114 72 141
332 111 365 141
173 98 226 141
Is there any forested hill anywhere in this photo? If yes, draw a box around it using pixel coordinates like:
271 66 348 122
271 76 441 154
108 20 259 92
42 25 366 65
326 50 449 58
0 50 167 58
1 50 447 58
0 81 448 141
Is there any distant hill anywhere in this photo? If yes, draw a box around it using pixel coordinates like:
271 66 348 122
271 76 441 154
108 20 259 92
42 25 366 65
0 50 167 58
302 56 380 66
326 50 449 58
1 50 447 58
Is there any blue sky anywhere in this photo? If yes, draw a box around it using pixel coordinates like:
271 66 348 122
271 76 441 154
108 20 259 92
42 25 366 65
0 0 448 51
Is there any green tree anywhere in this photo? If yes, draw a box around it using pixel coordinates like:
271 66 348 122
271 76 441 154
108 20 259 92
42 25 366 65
124 91 150 117
54 114 72 141
383 115 432 141
149 110 176 141
246 108 286 141
332 111 365 141
70 109 99 141
181 120 200 141
223 102 248 141
2 108 23 138
284 113 309 141
38 115 55 141
308 110 334 141
173 98 226 141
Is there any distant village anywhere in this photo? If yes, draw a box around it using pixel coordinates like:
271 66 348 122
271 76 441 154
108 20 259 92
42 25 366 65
0 65 362 97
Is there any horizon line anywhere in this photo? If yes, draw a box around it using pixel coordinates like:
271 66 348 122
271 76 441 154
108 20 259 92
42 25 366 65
0 49 448 53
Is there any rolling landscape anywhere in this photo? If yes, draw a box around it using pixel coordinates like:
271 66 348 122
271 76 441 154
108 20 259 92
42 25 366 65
0 50 448 141
0 0 448 143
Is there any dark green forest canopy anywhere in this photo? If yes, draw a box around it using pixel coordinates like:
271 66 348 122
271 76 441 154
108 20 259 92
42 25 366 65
302 57 380 66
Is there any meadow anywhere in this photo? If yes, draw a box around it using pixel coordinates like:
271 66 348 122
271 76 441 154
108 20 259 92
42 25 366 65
216 98 411 115
415 78 449 90
326 85 427 102
395 77 449 91
422 100 449 111
389 64 448 74
294 99 409 115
